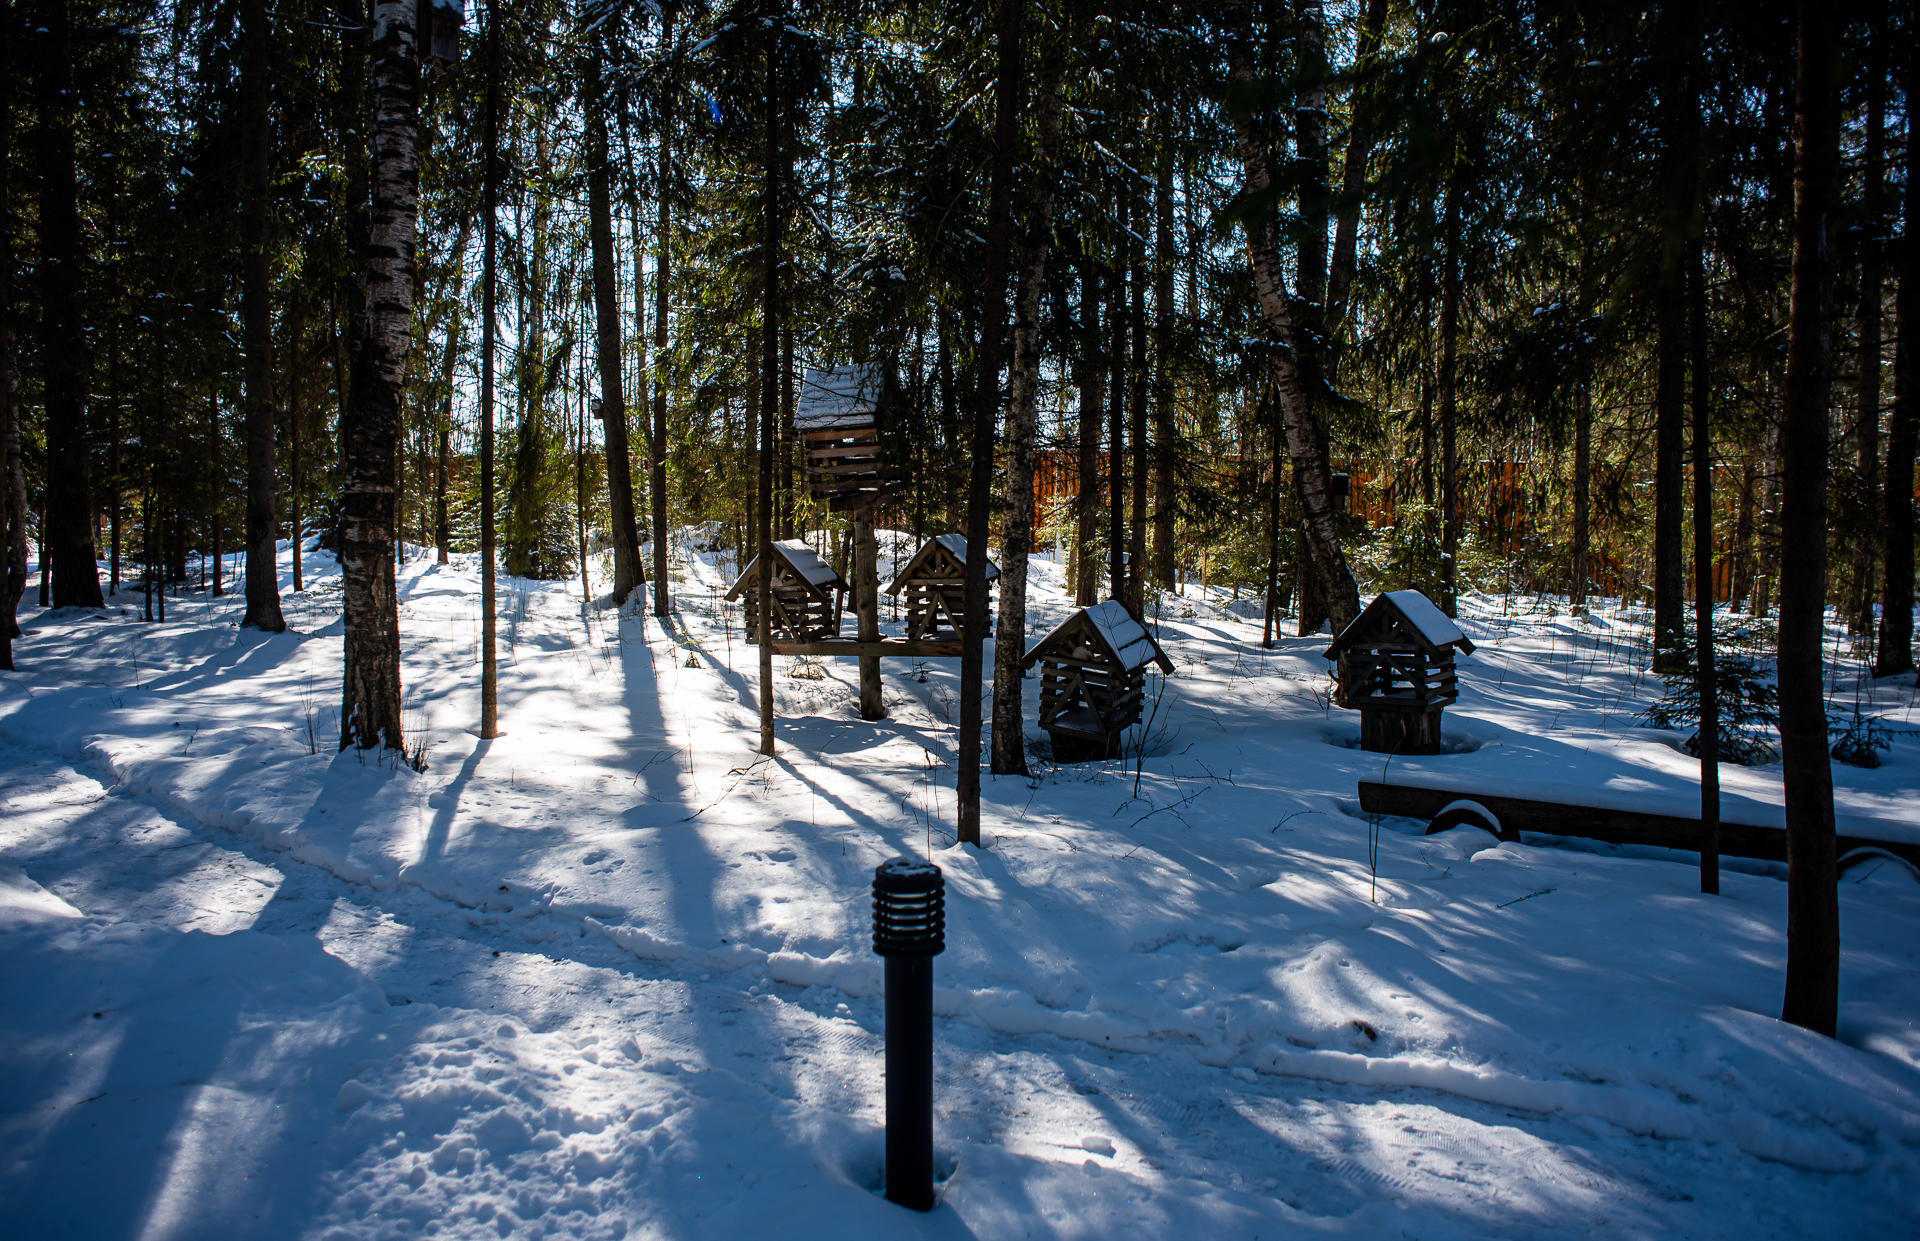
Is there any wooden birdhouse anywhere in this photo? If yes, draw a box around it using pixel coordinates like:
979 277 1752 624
884 534 997 641
796 365 908 515
1021 600 1174 761
423 0 464 73
726 539 848 644
1322 589 1476 755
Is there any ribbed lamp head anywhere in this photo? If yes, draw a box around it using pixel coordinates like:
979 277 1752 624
871 857 945 957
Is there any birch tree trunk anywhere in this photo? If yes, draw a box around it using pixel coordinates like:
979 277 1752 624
1223 0 1359 632
1778 0 1840 1037
241 0 286 631
341 0 420 752
990 56 1062 777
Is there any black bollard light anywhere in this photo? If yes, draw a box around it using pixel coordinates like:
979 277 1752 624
872 856 945 1211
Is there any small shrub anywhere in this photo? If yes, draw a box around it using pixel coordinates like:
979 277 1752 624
1638 630 1780 766
1828 708 1891 769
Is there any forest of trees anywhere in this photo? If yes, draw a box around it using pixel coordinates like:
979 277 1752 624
0 0 1907 1035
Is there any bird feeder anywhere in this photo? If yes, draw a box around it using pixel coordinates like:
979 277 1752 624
1322 589 1476 755
797 365 908 515
884 534 997 642
423 0 464 73
726 539 848 643
1021 599 1173 762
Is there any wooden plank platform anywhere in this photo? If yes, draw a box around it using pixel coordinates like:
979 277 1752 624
1358 781 1920 869
769 639 963 657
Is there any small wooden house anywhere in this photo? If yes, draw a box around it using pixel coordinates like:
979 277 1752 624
1022 599 1173 761
1322 589 1476 755
424 0 465 72
884 534 998 641
796 365 908 515
726 539 848 643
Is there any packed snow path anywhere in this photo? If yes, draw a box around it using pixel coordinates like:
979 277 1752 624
3 540 1918 1239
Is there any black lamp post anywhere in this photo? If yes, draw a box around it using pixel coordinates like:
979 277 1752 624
871 857 945 1211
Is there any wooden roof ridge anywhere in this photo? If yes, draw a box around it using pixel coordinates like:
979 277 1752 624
724 540 848 602
1022 599 1173 673
1322 590 1477 660
883 533 1000 595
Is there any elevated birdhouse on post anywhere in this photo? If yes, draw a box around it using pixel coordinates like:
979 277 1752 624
797 366 908 515
1322 589 1476 755
423 0 464 73
797 365 911 719
884 535 998 642
726 539 848 644
1021 600 1173 762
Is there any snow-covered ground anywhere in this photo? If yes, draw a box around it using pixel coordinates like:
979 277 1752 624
3 535 1918 1239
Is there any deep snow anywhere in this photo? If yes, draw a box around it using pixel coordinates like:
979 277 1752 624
2 534 1917 1240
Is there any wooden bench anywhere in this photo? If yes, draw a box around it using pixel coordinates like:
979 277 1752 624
1358 780 1920 871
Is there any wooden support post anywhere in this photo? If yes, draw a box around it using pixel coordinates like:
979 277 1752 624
856 514 884 719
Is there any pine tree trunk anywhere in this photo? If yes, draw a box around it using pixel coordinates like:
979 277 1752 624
1151 123 1175 591
207 395 224 597
1691 242 1719 894
957 0 1025 844
757 39 780 758
1653 10 1700 667
1 63 26 664
1325 0 1389 333
1876 79 1917 677
478 0 500 739
1571 380 1591 608
341 0 421 753
290 296 308 588
241 0 286 631
1074 241 1102 607
855 516 882 719
1128 199 1147 609
1849 10 1885 639
990 55 1061 778
35 0 101 610
1438 172 1461 617
1107 242 1126 603
1778 0 1840 1037
585 59 643 605
652 34 673 619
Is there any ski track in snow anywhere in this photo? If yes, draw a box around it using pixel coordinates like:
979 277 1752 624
1 535 1918 1239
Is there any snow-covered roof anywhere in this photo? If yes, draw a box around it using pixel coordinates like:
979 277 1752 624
726 539 846 599
795 365 883 432
1024 599 1172 673
1084 599 1163 671
774 539 840 587
1384 590 1466 648
1323 589 1475 659
932 534 998 581
884 534 999 594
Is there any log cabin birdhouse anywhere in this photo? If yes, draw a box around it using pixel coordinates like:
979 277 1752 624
884 535 997 641
796 365 908 515
1322 589 1476 755
1021 600 1173 761
423 0 464 73
726 539 848 643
